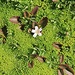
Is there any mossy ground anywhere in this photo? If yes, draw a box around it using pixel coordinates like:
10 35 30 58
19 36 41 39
0 0 75 75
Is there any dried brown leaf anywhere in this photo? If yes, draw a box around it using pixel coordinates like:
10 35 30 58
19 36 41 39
32 22 38 28
58 69 64 75
24 11 30 18
31 6 38 15
59 54 64 64
59 64 74 75
38 17 48 28
52 42 62 50
37 56 46 63
10 16 20 24
28 61 34 68
64 69 73 75
58 70 62 75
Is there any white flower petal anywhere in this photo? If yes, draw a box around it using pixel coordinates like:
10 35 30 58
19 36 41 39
33 33 37 38
31 29 35 33
31 26 42 38
38 33 42 36
39 28 42 31
35 26 38 30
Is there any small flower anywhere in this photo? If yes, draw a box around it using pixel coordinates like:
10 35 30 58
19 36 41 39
31 26 42 38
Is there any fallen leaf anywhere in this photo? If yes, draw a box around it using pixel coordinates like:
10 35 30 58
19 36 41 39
59 64 74 75
38 17 48 28
32 22 38 28
10 16 20 24
59 54 64 64
28 61 34 68
36 56 46 62
24 11 30 18
52 42 62 50
64 69 73 75
58 69 64 75
30 6 38 15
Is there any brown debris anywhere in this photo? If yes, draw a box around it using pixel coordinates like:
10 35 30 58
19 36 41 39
59 54 64 64
58 69 64 75
24 11 30 18
28 61 34 68
10 16 20 24
30 6 38 15
39 17 48 28
52 42 62 50
36 56 46 63
59 64 74 75
32 22 38 29
63 69 73 75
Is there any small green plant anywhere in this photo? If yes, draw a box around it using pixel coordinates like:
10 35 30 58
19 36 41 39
27 44 46 68
0 0 75 75
9 6 48 38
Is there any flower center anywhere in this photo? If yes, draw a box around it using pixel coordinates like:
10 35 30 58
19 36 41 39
35 29 40 34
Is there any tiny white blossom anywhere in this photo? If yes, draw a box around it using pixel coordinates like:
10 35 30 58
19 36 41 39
31 26 42 38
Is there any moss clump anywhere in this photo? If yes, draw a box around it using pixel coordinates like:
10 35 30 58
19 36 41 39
0 0 75 75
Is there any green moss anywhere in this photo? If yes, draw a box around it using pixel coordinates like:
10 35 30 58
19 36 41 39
0 45 16 75
0 0 75 75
